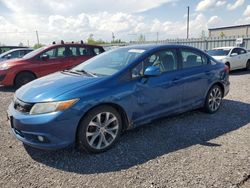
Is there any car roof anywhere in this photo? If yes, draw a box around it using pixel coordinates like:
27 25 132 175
119 44 199 51
46 43 104 48
5 48 33 52
0 46 28 48
212 46 236 50
0 48 33 57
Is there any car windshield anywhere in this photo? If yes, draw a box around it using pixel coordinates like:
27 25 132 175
207 49 230 56
22 46 47 59
71 47 145 76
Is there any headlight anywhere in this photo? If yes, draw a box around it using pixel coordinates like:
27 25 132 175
30 99 79 115
0 63 10 70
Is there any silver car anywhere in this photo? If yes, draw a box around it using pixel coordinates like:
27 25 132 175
0 48 33 62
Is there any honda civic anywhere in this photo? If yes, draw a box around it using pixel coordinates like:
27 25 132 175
7 45 230 153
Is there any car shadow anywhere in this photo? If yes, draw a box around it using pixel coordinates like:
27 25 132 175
230 69 250 76
24 99 250 174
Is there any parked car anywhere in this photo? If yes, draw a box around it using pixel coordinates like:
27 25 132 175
0 42 104 87
7 45 230 153
207 47 250 71
0 46 28 54
0 48 33 62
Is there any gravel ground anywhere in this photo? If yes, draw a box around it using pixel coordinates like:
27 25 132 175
0 70 250 188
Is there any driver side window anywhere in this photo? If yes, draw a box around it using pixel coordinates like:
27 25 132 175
40 47 66 60
131 49 178 79
231 48 240 55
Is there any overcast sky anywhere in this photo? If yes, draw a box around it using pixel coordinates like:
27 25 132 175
0 0 249 46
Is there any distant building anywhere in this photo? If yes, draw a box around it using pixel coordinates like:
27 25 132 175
208 24 250 37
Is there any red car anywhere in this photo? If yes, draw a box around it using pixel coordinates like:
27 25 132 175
0 42 104 87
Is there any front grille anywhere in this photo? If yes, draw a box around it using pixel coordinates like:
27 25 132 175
0 74 6 82
14 98 34 113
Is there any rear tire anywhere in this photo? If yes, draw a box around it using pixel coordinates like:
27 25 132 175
246 60 250 71
204 85 223 114
77 105 122 153
14 72 36 88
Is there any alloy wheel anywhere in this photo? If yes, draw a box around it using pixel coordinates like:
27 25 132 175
86 112 119 150
208 87 222 112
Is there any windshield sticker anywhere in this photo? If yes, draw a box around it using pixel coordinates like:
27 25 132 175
128 49 145 53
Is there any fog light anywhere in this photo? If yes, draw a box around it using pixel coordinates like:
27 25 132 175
37 136 44 142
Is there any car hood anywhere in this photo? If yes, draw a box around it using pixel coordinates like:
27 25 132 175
15 72 104 103
211 56 227 61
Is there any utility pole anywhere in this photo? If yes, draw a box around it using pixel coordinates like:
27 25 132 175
36 30 40 45
156 32 159 43
112 32 115 43
187 6 190 39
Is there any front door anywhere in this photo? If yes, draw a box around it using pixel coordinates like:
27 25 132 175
34 46 69 77
130 48 184 123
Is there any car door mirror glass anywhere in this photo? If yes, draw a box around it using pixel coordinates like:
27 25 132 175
41 54 49 61
144 66 161 77
6 54 12 59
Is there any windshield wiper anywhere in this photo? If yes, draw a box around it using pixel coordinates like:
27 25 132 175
74 69 98 77
62 69 85 75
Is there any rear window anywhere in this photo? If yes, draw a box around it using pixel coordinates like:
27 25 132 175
92 47 104 55
181 49 208 68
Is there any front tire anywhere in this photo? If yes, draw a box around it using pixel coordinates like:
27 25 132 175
204 85 223 114
246 60 250 71
77 105 122 153
15 72 36 88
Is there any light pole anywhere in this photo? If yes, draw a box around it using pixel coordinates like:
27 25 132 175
36 30 40 45
187 6 190 39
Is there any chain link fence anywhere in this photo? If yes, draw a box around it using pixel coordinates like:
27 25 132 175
121 36 250 51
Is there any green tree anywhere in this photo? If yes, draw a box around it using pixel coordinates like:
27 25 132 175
33 43 44 49
87 34 96 44
220 32 225 38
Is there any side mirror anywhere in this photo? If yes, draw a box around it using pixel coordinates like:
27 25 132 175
231 53 238 57
144 66 161 77
6 54 12 59
41 54 49 61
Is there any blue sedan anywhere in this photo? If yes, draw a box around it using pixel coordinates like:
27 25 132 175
7 45 230 153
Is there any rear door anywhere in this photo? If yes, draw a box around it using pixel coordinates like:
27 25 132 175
64 46 93 69
178 48 212 108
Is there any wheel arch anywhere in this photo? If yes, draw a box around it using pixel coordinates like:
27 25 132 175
225 62 230 69
14 70 37 85
75 102 131 139
206 81 225 98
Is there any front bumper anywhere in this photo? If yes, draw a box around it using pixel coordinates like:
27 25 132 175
7 102 81 150
0 70 13 86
